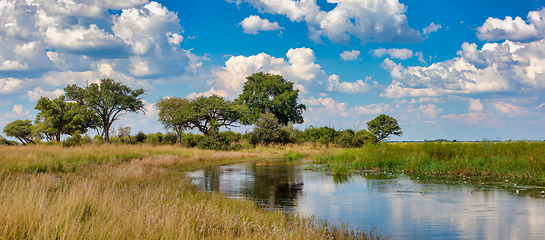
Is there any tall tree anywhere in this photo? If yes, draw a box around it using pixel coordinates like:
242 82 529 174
367 114 402 144
3 120 36 145
156 97 190 145
235 72 306 126
186 95 248 136
34 95 93 142
64 78 145 143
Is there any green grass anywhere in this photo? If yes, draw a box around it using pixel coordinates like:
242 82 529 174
315 141 545 185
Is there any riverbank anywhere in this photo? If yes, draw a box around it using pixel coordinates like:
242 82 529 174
0 145 371 239
314 141 545 185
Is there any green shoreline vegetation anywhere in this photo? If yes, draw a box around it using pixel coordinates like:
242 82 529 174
0 144 373 239
315 141 545 185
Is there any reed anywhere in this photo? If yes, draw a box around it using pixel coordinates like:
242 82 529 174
0 145 373 239
315 141 545 185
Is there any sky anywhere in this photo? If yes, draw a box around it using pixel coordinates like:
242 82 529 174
1 0 545 141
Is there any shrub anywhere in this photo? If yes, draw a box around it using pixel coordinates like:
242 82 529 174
64 132 82 147
146 132 164 145
163 132 178 145
0 135 11 146
135 131 147 143
302 126 337 145
184 133 202 148
81 134 92 145
335 129 355 148
93 135 104 145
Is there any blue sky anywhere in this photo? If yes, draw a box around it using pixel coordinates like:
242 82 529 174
1 0 545 141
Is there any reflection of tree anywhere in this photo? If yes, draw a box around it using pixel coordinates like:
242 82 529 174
202 166 221 192
242 161 303 208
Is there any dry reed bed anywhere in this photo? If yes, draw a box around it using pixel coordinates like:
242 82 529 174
0 145 366 239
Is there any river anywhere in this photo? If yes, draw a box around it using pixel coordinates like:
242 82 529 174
187 159 545 239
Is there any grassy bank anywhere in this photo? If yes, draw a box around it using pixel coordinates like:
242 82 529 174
315 141 545 185
0 145 370 239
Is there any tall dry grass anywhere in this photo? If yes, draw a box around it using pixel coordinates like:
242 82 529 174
0 145 371 239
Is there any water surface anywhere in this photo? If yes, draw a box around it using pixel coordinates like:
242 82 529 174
187 159 545 239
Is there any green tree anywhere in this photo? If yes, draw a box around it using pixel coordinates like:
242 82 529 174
64 78 145 143
367 114 402 144
236 72 306 126
185 95 247 136
249 112 284 145
3 120 36 145
156 97 190 145
34 95 93 142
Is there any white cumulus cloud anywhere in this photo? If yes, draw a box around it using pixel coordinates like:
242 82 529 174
469 98 484 112
27 87 64 101
423 22 441 35
340 50 360 61
371 48 414 60
240 15 283 34
418 104 442 118
476 8 545 41
233 0 422 44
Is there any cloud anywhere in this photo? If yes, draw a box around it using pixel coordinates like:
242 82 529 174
212 47 375 97
27 87 64 101
186 88 228 99
476 8 545 42
422 22 441 35
418 104 442 118
3 104 31 119
441 112 494 125
494 102 528 116
211 49 323 97
371 48 413 60
354 103 392 115
340 50 360 61
0 0 198 93
0 78 22 94
302 97 349 118
233 0 422 44
469 98 484 112
380 38 545 98
240 15 283 34
327 74 373 94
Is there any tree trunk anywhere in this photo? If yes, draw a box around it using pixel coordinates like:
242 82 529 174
177 132 181 146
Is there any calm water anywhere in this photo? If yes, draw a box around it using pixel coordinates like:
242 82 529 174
187 159 545 239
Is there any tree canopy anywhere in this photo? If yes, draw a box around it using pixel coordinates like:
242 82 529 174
64 78 145 143
157 95 247 137
235 72 306 126
367 114 402 144
3 120 36 145
156 97 191 145
186 95 247 136
34 95 93 142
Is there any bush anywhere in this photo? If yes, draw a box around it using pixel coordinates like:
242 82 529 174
163 132 178 145
0 135 11 146
93 135 104 145
64 132 82 147
81 134 92 145
197 133 243 151
302 126 337 145
184 133 202 148
249 112 299 145
135 131 147 143
335 129 355 148
146 132 164 145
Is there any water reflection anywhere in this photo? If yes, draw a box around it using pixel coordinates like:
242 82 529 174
187 159 545 240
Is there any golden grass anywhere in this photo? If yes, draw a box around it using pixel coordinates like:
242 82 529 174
0 145 369 239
